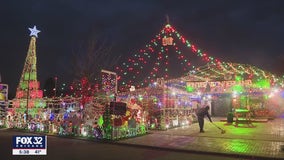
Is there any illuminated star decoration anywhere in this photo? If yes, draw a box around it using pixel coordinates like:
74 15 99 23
29 25 41 38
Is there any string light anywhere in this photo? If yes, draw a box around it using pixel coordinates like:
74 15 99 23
116 24 221 90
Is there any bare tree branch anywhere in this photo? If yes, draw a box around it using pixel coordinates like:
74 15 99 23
71 34 121 84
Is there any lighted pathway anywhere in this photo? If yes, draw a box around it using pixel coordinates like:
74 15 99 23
117 117 284 159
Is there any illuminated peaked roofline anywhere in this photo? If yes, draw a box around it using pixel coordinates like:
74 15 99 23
184 62 280 83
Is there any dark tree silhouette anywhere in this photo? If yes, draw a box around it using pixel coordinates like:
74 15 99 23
67 33 121 103
70 34 120 84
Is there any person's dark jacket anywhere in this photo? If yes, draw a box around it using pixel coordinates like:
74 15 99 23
197 106 212 122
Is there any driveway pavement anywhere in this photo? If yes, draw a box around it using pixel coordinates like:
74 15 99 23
117 117 284 159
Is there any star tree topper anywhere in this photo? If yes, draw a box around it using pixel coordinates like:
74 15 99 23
29 25 41 38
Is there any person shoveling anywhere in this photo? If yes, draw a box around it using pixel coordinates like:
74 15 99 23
196 105 226 134
196 105 212 133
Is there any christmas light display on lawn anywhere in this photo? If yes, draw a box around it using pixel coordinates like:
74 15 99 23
12 26 46 121
115 22 284 128
4 22 283 136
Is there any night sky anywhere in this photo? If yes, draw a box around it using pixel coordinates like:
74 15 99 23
1 0 284 97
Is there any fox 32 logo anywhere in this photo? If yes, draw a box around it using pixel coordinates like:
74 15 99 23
13 136 46 149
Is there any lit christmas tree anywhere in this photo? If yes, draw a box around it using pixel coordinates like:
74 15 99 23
12 26 46 119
